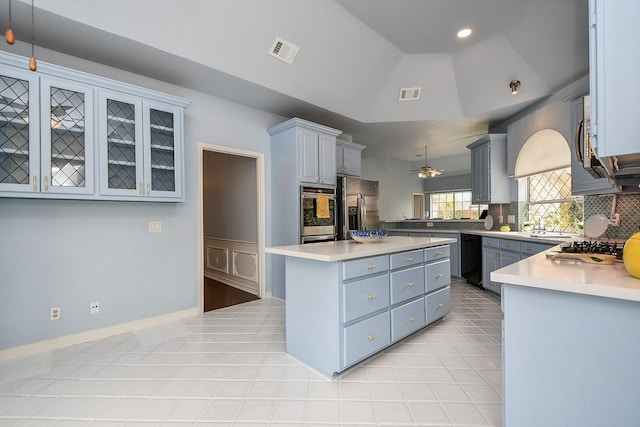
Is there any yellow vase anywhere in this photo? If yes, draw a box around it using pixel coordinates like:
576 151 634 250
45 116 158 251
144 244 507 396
623 232 640 279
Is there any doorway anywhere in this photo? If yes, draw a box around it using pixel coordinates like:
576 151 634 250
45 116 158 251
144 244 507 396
199 144 266 312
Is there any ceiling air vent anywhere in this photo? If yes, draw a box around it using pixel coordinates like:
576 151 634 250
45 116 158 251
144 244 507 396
269 37 299 64
399 87 422 101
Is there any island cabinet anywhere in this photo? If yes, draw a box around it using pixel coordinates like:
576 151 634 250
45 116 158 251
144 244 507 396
402 232 460 278
281 241 451 378
0 51 188 201
467 134 510 204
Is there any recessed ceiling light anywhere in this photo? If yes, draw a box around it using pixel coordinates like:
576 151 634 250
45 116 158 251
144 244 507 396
457 28 472 39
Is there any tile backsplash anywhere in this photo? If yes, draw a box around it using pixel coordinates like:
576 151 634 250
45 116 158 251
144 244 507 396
583 193 640 239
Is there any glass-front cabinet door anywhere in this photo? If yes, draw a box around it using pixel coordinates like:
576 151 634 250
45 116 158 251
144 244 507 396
40 77 94 195
143 101 182 199
0 68 39 193
99 91 143 197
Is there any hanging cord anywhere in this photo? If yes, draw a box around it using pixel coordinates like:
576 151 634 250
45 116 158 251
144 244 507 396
5 0 15 45
29 0 37 71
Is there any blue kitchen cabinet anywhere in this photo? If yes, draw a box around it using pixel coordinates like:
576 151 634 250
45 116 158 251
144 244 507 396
467 134 510 204
406 232 460 277
283 245 451 378
589 0 640 159
336 138 365 177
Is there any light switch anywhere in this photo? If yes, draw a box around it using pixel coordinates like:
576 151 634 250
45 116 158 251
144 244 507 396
148 220 162 233
508 215 515 223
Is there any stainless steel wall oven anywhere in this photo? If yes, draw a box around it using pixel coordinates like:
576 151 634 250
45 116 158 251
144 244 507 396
300 185 336 243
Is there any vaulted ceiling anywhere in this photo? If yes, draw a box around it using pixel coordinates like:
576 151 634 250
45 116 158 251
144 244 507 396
1 0 589 173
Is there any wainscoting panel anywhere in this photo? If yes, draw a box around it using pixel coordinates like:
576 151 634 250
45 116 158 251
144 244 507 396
204 238 259 296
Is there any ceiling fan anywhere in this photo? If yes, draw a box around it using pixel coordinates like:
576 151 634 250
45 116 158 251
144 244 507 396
411 146 443 178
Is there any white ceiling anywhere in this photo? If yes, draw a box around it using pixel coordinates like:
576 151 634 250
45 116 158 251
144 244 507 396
2 0 589 173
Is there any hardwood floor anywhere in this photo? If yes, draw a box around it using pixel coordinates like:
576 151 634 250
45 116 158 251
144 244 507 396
203 276 259 312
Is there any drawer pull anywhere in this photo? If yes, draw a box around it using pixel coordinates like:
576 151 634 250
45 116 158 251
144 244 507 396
43 176 49 191
407 257 414 262
367 295 375 300
408 282 415 287
368 335 375 341
438 303 445 308
436 251 444 255
367 264 375 270
409 316 416 321
436 273 444 279
524 246 531 251
505 244 511 248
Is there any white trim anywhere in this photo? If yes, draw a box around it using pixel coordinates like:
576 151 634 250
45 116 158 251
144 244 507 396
198 143 267 312
0 307 199 362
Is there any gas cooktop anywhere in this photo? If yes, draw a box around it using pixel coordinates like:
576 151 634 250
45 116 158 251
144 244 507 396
559 240 625 261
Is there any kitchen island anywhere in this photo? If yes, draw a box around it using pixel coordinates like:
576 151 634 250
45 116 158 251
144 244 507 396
266 236 455 378
492 250 640 427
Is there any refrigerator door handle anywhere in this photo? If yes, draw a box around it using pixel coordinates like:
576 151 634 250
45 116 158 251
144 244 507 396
357 194 366 230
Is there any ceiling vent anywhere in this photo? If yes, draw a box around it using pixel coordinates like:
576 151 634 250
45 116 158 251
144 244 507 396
269 37 299 64
399 87 422 101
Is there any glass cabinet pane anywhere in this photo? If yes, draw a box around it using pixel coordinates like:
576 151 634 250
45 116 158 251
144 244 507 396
0 75 30 185
49 86 86 188
149 108 175 192
106 99 137 190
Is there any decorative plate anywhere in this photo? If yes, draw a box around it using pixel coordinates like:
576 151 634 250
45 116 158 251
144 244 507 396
584 214 609 239
349 230 389 243
484 214 494 231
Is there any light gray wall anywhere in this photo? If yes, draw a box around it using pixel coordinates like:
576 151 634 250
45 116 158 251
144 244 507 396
0 45 285 350
361 156 424 221
203 152 257 241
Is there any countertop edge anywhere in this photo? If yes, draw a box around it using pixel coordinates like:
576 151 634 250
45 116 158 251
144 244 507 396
491 250 640 303
385 228 578 244
266 236 456 262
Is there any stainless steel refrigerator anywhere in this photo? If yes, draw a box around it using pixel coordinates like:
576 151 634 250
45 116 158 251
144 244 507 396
337 177 380 240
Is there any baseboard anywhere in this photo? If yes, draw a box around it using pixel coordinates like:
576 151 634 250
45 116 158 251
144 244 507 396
0 307 200 362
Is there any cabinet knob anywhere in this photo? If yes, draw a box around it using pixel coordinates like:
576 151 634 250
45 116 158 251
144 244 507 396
407 257 414 262
367 295 375 300
436 273 444 279
505 243 510 248
408 282 415 287
409 316 416 322
524 246 531 251
367 264 375 270
438 303 445 308
437 251 443 255
32 176 37 191
368 335 376 341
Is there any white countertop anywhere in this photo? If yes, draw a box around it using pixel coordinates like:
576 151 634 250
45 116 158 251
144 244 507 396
492 249 640 302
386 228 580 244
266 236 456 262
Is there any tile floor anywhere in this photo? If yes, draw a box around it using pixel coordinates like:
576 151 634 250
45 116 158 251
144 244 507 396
0 279 503 426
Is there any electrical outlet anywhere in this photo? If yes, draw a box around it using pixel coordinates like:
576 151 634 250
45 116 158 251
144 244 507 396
50 307 60 321
90 301 100 314
508 214 515 224
148 220 162 233
427 222 434 227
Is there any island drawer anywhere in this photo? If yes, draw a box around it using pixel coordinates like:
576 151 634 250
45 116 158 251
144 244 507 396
424 245 449 262
390 249 424 270
391 297 426 341
343 255 389 281
343 274 390 323
390 266 425 305
425 260 451 293
426 286 450 325
344 311 391 367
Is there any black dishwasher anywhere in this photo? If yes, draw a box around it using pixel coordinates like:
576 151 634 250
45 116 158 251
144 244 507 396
460 233 482 287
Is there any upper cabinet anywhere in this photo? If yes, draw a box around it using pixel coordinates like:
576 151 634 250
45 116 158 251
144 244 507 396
336 139 365 177
589 0 640 159
269 118 342 186
0 51 188 202
467 134 510 204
